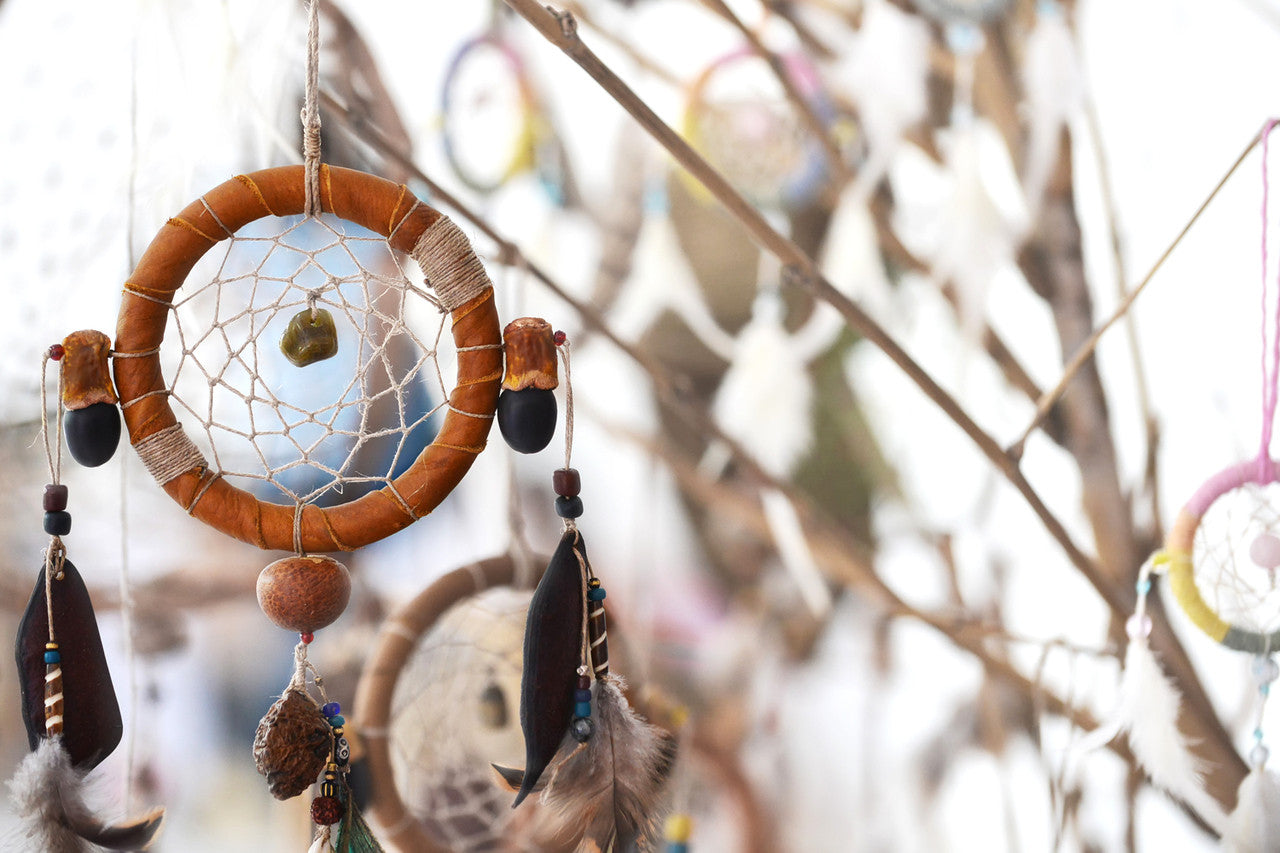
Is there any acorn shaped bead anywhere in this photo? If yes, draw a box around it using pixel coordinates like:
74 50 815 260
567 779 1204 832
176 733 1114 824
497 318 558 454
59 331 121 468
256 555 351 634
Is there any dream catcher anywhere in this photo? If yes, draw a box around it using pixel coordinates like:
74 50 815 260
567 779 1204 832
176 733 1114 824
8 340 165 850
21 1 564 847
439 21 576 207
356 555 535 852
496 332 678 850
1106 120 1280 846
680 48 835 211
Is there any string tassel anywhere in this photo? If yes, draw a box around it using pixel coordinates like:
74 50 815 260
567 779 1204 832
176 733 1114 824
8 736 164 852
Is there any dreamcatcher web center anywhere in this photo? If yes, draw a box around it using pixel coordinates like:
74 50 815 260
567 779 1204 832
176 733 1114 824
1194 481 1280 635
164 212 456 508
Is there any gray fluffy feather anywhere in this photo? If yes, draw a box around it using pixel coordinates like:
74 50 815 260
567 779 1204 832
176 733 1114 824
7 737 163 852
540 676 676 853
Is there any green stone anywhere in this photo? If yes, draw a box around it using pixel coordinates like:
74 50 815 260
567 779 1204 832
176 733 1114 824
280 308 338 367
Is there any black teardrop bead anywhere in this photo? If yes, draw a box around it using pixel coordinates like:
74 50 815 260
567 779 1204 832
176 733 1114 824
497 388 557 454
63 402 121 468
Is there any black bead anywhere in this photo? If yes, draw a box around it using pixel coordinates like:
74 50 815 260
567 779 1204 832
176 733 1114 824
63 402 121 468
497 388 557 454
555 495 584 518
43 511 71 536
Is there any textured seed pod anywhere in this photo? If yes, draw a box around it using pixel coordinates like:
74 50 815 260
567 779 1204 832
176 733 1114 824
253 688 331 800
257 555 351 634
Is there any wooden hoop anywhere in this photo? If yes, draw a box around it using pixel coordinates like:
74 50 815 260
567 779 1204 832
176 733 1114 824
353 555 524 853
114 165 502 553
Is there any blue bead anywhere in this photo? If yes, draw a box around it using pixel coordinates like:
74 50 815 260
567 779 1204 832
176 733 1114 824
1256 728 1266 741
328 714 345 728
1136 578 1151 596
43 511 72 536
666 844 689 853
44 650 61 664
321 702 341 717
574 688 592 703
574 701 592 719
588 587 606 601
555 495 584 518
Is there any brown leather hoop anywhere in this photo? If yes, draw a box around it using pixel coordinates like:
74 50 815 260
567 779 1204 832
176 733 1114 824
354 555 522 853
113 165 502 553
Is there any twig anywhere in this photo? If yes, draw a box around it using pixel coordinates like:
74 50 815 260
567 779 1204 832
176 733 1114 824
1008 121 1270 458
498 0 1125 619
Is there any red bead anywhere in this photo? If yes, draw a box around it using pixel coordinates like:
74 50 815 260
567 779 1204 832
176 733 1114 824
300 632 314 644
553 330 567 346
48 344 64 361
553 468 581 497
311 795 342 825
577 675 591 690
43 484 68 512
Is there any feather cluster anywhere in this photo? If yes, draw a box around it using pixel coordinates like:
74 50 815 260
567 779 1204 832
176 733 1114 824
540 676 676 853
8 737 164 852
1114 636 1226 832
1223 768 1280 853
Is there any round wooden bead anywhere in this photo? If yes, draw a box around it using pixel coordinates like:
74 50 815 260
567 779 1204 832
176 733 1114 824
553 468 581 497
256 555 351 634
43 485 68 512
43 511 72 536
311 795 343 825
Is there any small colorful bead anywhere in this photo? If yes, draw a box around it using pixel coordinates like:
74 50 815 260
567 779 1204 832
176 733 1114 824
588 586 606 602
553 330 567 346
577 674 592 690
574 688 592 703
665 814 693 843
335 737 351 765
43 511 72 536
1124 613 1151 639
574 701 592 718
555 495 584 519
553 468 581 497
48 344 64 361
44 650 61 664
300 632 314 644
570 716 595 742
42 485 68 512
328 714 345 728
321 701 341 717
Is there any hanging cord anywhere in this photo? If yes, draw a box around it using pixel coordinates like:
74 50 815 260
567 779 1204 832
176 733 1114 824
559 338 575 475
1259 118 1280 483
302 0 323 217
38 353 66 642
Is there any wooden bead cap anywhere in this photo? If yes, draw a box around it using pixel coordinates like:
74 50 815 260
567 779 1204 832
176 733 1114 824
502 317 558 392
60 330 118 411
257 555 351 634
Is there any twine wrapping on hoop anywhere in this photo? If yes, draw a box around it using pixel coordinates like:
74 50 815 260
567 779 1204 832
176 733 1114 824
410 216 495 312
133 424 208 487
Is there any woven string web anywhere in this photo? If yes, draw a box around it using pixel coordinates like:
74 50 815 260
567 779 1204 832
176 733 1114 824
1193 482 1280 636
163 212 454 508
388 587 537 852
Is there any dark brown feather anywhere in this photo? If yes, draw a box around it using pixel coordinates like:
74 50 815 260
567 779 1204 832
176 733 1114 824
16 560 122 770
515 529 587 807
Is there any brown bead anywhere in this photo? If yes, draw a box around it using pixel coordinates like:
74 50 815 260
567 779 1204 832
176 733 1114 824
577 675 592 691
311 795 343 825
43 484 68 512
256 555 351 634
553 468 581 497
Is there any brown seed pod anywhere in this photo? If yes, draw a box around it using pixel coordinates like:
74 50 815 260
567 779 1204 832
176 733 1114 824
253 688 331 800
501 317 558 392
256 555 351 634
